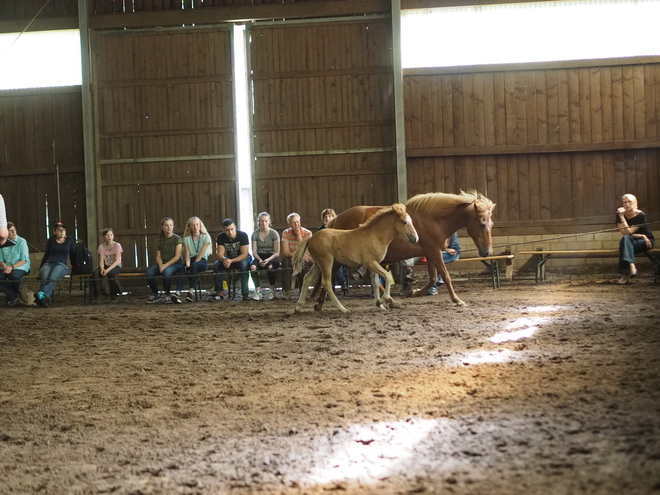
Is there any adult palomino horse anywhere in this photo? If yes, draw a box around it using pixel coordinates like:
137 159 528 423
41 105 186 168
323 190 495 307
292 203 418 314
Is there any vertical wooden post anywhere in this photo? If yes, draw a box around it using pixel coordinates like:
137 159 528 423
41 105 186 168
79 0 98 253
391 0 407 203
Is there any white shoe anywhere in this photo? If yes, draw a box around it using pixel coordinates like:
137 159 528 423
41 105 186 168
249 291 262 301
265 289 274 300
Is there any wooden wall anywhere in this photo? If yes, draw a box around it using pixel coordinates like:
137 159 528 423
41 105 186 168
92 28 235 268
404 63 660 234
250 18 397 230
0 88 86 251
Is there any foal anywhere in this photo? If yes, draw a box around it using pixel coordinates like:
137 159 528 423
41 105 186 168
292 203 418 313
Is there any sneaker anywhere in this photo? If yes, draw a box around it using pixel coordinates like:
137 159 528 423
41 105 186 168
163 297 173 304
265 289 274 301
208 293 224 302
185 292 195 302
249 291 262 301
283 290 291 300
34 291 47 307
427 286 439 296
436 276 445 285
147 294 162 304
110 295 118 303
6 297 17 306
170 293 182 304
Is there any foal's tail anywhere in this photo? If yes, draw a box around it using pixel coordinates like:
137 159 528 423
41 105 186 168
291 238 310 276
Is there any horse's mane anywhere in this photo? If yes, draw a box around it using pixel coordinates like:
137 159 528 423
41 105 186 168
406 190 494 217
359 203 406 229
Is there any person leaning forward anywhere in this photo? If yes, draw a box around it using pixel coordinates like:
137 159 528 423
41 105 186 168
209 218 256 301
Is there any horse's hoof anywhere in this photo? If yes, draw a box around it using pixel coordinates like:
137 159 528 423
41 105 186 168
388 299 402 309
409 289 424 298
313 304 322 312
294 307 302 314
454 300 466 307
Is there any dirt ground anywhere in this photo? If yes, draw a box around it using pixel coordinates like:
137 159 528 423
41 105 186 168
1 278 659 495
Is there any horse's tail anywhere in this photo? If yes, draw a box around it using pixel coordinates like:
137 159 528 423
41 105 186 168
291 238 310 276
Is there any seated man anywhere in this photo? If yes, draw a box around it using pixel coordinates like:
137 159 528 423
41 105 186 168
0 222 31 305
209 218 255 301
281 212 313 299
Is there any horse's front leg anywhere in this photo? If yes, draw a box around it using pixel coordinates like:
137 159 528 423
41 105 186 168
366 263 397 310
322 263 349 314
409 263 437 298
427 253 465 306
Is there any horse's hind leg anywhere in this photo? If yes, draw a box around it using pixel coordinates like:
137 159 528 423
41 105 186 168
295 265 319 313
321 264 349 313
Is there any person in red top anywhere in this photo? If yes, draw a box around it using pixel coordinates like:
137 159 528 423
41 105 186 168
280 212 312 299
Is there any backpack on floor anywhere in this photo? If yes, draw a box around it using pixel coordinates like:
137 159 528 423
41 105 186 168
72 242 93 275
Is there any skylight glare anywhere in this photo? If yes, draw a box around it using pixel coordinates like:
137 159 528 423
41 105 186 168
0 29 82 90
402 0 660 69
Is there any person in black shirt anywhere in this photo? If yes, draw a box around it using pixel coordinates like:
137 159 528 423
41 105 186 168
615 193 654 285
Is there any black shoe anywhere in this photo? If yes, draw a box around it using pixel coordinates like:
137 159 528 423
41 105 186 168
6 297 17 306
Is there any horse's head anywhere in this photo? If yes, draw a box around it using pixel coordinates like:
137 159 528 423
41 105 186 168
463 194 495 257
392 203 419 244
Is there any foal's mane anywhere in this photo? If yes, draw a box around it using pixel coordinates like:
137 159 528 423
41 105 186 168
406 190 493 218
359 203 406 229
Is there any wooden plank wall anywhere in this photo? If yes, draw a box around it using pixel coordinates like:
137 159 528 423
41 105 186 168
0 88 86 251
404 64 660 234
92 28 235 268
249 19 397 231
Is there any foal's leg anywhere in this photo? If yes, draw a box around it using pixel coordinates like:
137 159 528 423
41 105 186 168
322 261 349 313
295 265 319 313
366 263 393 310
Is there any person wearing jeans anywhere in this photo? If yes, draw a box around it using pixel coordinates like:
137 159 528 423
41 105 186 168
0 222 31 305
615 193 654 285
209 218 254 301
35 222 75 307
146 217 184 303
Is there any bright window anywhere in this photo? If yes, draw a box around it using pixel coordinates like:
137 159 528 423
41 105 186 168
402 0 660 69
0 29 82 90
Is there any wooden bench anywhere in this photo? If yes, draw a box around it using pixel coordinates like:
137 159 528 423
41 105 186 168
451 254 515 289
520 248 660 283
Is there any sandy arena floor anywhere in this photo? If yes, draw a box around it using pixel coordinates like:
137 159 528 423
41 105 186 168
1 279 659 495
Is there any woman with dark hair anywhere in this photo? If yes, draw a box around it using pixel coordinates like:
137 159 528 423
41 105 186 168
35 222 75 307
93 227 123 302
145 218 183 303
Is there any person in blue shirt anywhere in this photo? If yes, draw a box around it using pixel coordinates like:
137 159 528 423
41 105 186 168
427 232 461 295
35 222 75 307
0 222 31 306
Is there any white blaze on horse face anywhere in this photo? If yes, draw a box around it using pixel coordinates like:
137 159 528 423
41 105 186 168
405 214 419 243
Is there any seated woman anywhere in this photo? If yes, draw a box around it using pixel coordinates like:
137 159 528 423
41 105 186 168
145 217 184 303
178 216 212 302
35 222 75 307
616 193 654 285
0 222 31 306
249 212 280 301
93 228 123 302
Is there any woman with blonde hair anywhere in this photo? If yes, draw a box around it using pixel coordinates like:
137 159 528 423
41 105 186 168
249 212 280 300
178 216 212 302
615 193 654 285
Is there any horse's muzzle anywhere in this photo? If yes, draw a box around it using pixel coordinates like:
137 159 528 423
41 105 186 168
407 233 419 243
479 247 493 257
